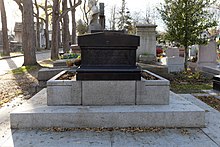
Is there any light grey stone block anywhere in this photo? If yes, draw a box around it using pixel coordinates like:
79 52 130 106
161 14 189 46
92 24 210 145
47 82 81 106
10 92 205 128
136 84 169 105
202 66 220 75
47 71 81 106
53 59 68 67
137 70 170 105
82 81 136 105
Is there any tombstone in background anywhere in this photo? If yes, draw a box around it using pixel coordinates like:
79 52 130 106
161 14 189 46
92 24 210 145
189 45 199 57
166 47 179 57
197 40 217 68
136 24 157 63
161 47 184 73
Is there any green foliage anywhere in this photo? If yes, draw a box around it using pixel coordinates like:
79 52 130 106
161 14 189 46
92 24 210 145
171 83 212 93
76 19 87 35
10 66 38 74
169 71 212 93
60 53 80 59
158 0 217 70
158 0 217 46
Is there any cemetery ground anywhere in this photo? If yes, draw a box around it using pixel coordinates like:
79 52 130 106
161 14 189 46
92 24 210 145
0 59 53 107
0 64 219 111
1 61 220 146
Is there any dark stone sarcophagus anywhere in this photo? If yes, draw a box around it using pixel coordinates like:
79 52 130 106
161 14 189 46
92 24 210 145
76 32 141 80
213 75 220 91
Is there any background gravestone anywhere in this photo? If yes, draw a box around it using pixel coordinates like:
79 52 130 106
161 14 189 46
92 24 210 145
161 47 184 73
197 40 217 68
136 24 157 62
166 47 179 57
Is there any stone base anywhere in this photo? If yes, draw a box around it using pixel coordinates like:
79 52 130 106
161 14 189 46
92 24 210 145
10 90 205 129
201 66 220 75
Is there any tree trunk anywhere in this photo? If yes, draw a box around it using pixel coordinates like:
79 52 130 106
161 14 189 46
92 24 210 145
69 0 77 44
71 9 76 44
0 0 10 56
184 46 188 71
62 0 70 53
51 0 60 60
45 0 50 50
34 0 40 50
22 0 37 65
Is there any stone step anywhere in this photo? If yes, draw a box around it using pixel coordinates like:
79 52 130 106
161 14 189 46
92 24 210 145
10 92 205 129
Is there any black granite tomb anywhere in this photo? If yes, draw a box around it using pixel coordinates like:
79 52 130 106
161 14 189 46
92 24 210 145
213 75 220 91
76 32 141 80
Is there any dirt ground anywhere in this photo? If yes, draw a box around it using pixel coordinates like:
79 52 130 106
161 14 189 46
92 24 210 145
0 67 40 107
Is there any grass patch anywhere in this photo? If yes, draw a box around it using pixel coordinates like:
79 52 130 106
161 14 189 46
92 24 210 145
9 66 38 74
171 83 212 93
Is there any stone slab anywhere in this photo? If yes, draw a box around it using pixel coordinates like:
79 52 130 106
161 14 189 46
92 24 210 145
2 128 219 147
180 94 220 145
38 68 71 81
10 91 205 129
82 81 136 105
202 66 220 75
53 59 68 67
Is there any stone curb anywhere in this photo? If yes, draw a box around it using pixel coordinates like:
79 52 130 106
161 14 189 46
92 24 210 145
0 50 50 60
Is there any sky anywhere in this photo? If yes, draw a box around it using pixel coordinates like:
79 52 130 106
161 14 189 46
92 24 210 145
2 0 164 33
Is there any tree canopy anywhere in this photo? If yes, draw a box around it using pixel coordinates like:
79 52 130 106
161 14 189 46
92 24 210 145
158 0 217 70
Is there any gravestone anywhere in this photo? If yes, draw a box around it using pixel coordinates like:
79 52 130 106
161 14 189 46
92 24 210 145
136 24 157 62
76 31 141 80
161 47 184 72
197 40 217 68
166 47 179 57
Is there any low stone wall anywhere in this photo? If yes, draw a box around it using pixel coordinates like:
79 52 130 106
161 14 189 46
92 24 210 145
47 70 170 106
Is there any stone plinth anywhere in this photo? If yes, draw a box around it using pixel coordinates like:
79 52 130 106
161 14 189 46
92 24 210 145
136 24 157 61
10 90 205 129
197 41 217 68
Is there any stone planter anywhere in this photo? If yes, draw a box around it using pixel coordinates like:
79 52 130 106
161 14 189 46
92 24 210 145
47 70 170 106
